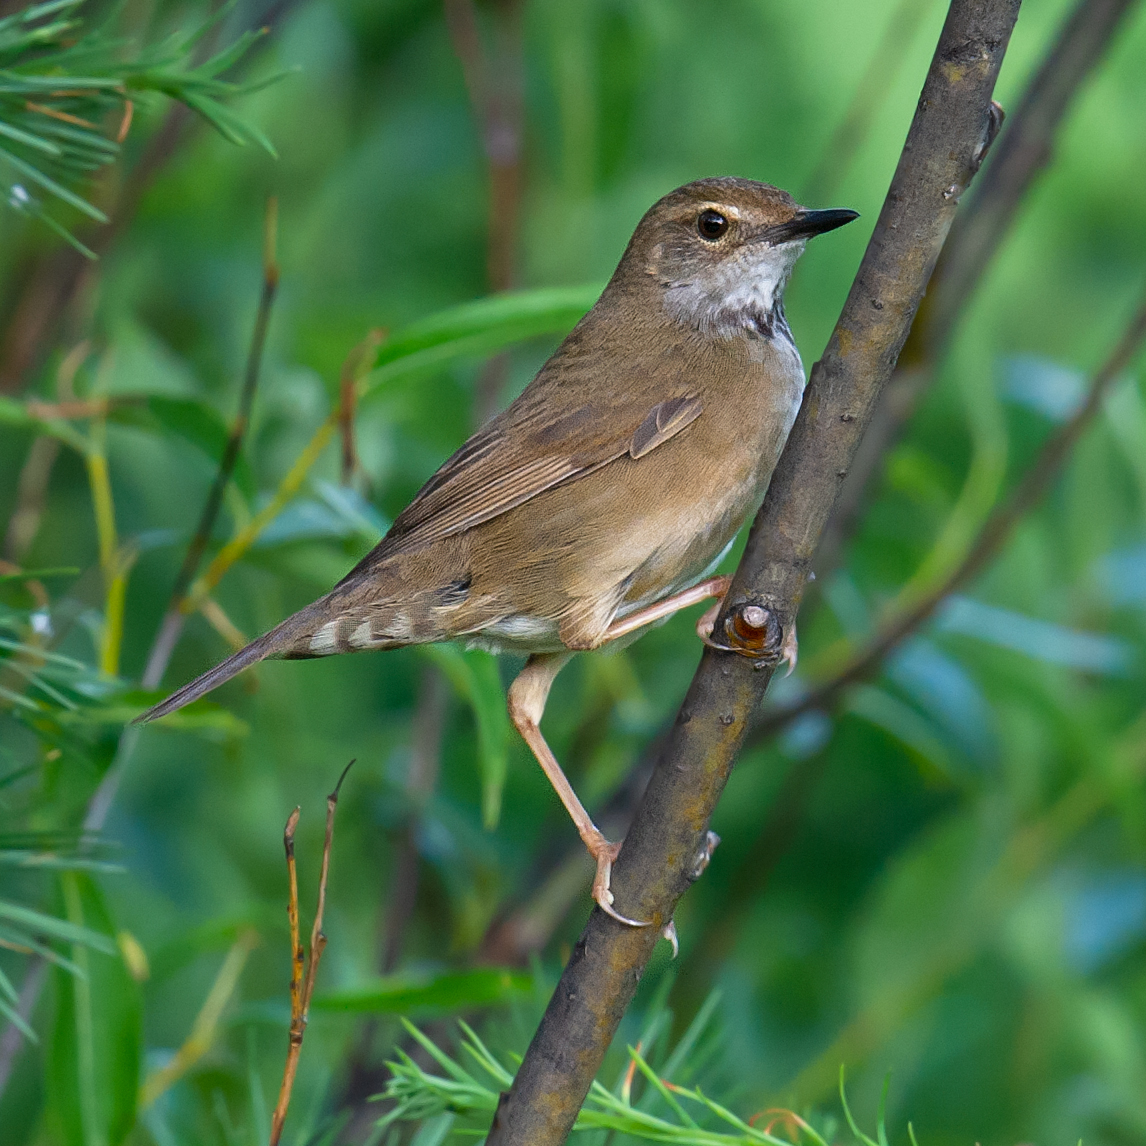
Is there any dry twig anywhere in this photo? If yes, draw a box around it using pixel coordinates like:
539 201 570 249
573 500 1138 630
270 760 354 1146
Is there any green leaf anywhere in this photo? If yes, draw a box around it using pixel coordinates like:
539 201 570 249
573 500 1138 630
0 143 107 220
410 1113 456 1146
314 966 531 1015
0 567 79 583
68 697 249 737
361 285 602 402
0 118 61 155
0 898 116 954
47 874 141 1146
422 645 510 829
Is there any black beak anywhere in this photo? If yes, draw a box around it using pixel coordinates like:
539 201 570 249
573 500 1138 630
763 207 859 245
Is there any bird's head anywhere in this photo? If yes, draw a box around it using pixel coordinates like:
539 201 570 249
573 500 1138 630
618 177 858 339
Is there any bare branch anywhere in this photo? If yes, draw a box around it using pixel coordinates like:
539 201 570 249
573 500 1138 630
142 198 280 692
754 286 1146 738
270 761 353 1146
443 0 527 422
485 2 1022 1141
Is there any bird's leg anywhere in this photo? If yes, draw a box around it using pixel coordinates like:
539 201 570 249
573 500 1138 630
507 653 649 927
594 575 737 946
602 575 733 643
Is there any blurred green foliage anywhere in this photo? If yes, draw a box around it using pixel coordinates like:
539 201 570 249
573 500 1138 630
0 0 277 253
1 0 1146 1144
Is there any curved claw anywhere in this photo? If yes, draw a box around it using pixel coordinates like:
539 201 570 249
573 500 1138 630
591 844 650 928
661 919 679 958
780 622 798 676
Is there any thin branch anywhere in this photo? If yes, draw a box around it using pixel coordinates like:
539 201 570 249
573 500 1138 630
339 352 359 486
816 0 1139 574
142 197 279 692
338 327 385 489
444 0 525 295
753 286 1146 738
270 760 353 1146
443 0 526 423
801 0 935 204
139 930 259 1108
485 2 1021 1141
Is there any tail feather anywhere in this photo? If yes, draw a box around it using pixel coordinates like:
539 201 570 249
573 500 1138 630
134 600 332 724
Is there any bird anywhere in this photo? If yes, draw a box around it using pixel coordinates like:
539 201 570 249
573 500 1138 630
137 177 857 928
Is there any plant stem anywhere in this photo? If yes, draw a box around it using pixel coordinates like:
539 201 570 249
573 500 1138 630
141 198 279 692
270 762 352 1145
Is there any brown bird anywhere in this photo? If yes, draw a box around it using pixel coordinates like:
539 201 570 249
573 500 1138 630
138 177 856 927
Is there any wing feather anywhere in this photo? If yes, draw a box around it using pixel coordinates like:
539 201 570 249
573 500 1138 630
368 391 704 559
629 396 704 460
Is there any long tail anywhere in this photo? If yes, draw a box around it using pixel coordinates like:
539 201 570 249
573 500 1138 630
134 602 321 723
134 588 401 723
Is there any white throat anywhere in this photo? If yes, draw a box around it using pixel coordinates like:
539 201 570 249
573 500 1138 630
661 240 805 340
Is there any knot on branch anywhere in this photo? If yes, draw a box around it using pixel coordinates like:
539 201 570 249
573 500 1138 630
703 599 787 666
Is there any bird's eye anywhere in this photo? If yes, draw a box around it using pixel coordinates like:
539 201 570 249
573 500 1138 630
697 209 729 240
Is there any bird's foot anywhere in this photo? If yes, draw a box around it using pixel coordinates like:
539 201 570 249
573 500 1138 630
779 621 798 676
695 600 722 642
661 918 679 958
589 837 649 927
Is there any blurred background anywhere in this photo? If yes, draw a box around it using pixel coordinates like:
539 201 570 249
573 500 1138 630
2 0 1146 1142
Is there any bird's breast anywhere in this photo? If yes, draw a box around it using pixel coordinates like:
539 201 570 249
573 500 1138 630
614 331 805 610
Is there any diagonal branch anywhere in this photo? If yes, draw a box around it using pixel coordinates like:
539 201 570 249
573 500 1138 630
443 0 526 423
141 197 280 692
753 286 1146 739
815 0 1139 575
484 2 1022 1142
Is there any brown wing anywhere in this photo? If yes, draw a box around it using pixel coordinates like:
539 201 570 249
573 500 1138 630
374 391 704 556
